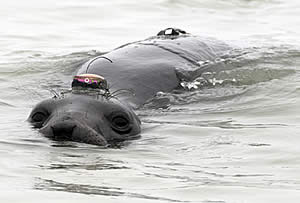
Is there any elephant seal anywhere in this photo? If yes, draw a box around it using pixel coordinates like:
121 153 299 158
28 28 230 146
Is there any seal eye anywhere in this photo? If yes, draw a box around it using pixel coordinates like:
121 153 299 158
111 116 131 133
32 112 48 123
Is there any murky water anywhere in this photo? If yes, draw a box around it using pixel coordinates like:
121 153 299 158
0 0 300 202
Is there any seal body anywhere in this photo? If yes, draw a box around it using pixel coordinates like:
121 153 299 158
28 28 230 146
77 30 229 107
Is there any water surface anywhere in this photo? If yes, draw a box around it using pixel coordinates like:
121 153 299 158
0 0 300 202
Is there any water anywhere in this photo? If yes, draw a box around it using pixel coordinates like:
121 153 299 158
0 0 300 202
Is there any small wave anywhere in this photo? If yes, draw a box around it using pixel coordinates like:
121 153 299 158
35 178 189 202
185 67 296 89
162 0 278 10
0 50 103 77
0 100 15 107
145 45 299 108
0 50 105 104
141 118 289 129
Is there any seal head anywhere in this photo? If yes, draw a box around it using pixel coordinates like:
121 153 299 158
28 74 141 146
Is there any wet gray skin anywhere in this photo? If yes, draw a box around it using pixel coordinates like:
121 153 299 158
28 94 141 146
28 28 231 146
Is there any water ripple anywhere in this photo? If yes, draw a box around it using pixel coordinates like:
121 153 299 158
35 178 191 203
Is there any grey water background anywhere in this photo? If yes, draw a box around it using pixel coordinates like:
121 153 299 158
0 0 300 202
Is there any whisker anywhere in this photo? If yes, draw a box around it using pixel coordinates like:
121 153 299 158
109 88 135 98
49 89 61 99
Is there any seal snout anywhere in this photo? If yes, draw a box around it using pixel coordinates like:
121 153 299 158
51 122 76 141
41 115 108 146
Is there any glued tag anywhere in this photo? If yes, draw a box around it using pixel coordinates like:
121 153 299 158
72 74 108 90
165 28 173 35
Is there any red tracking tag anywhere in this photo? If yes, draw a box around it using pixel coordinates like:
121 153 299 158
72 74 108 90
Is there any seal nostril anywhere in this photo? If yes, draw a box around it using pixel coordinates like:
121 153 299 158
51 123 76 141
